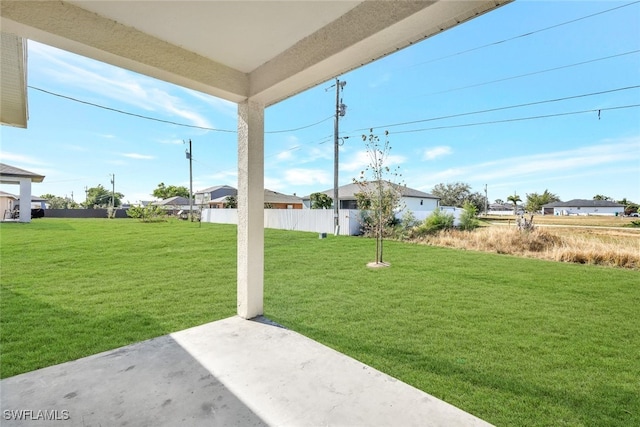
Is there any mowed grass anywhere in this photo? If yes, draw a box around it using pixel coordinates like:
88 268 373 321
2 219 639 426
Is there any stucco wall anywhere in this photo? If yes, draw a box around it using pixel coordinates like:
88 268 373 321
554 207 624 216
402 197 438 211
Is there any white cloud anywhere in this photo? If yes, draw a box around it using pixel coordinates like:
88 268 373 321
283 168 331 186
29 42 213 129
340 150 406 173
182 88 236 119
158 138 184 145
204 170 238 186
369 72 392 89
276 149 296 161
418 138 640 188
423 146 452 160
0 152 48 166
122 153 155 160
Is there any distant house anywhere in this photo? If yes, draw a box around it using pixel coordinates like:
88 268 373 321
542 199 624 216
206 188 302 209
0 163 46 223
302 181 439 211
0 191 17 219
195 185 237 207
153 196 192 213
264 189 303 209
16 195 48 209
488 202 523 215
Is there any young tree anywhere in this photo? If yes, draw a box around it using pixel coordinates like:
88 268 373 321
354 129 403 266
310 192 332 209
459 201 480 231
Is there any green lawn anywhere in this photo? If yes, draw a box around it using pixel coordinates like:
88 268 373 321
1 218 638 426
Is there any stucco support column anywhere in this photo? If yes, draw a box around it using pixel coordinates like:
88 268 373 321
237 99 264 319
19 178 31 223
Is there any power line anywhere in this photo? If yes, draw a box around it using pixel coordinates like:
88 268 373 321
349 85 640 133
265 134 333 158
28 86 237 132
409 1 640 68
28 86 334 134
265 116 333 133
390 104 640 135
419 50 640 97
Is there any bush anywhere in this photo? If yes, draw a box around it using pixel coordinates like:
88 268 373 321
126 205 167 222
412 209 454 237
459 201 480 231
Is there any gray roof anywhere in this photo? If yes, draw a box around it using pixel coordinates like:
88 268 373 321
264 189 302 204
195 185 237 195
210 190 302 205
0 163 45 183
543 199 623 208
302 181 438 200
153 196 191 206
0 190 18 198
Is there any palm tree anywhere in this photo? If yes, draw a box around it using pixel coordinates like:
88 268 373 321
507 193 521 215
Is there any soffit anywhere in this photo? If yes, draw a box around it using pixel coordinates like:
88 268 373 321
0 32 27 127
0 0 511 108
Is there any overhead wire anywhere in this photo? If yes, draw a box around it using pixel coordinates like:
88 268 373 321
389 104 640 135
409 1 640 68
348 85 640 133
28 86 334 135
419 50 640 97
25 2 639 162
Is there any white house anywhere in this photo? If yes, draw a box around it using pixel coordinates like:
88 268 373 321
302 181 439 212
542 199 624 216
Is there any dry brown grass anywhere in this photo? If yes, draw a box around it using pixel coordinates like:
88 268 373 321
413 226 640 269
484 214 637 227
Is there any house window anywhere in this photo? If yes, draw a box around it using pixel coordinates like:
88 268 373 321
420 200 423 205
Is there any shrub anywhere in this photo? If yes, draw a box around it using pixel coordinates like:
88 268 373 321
126 205 167 222
413 209 454 237
459 201 480 231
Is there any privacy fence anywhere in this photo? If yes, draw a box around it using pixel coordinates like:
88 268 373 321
201 208 461 236
202 209 362 236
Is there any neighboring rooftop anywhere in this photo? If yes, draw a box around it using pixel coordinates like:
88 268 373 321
303 181 439 200
543 199 624 208
0 162 45 183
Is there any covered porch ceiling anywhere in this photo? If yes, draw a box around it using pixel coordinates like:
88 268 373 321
1 0 512 124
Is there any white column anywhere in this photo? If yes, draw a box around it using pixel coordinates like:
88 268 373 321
237 100 264 319
19 178 31 223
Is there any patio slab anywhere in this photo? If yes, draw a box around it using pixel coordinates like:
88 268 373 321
1 316 492 426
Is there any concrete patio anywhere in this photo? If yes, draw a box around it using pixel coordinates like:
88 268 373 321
1 316 492 426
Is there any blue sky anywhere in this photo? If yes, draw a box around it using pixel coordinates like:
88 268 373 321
1 1 639 205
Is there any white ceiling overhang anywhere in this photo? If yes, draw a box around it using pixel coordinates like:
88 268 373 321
0 0 511 119
0 32 27 127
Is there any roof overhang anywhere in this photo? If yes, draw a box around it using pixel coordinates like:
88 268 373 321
0 32 28 127
0 0 512 120
0 163 45 184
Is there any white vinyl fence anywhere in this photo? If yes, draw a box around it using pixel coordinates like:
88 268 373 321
201 209 362 236
202 207 462 235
